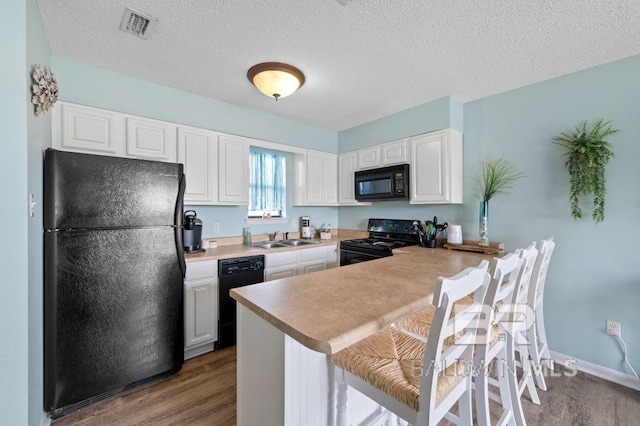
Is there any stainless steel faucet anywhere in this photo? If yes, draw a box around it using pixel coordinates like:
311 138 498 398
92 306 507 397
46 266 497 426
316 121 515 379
270 231 279 241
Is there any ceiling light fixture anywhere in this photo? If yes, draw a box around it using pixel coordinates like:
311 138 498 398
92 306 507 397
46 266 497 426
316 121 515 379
247 62 305 101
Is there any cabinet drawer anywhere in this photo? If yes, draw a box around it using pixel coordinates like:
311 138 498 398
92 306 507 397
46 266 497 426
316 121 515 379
185 260 218 281
299 246 327 262
265 251 299 268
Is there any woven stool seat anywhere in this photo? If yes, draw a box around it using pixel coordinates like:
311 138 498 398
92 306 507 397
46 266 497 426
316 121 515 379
332 325 465 411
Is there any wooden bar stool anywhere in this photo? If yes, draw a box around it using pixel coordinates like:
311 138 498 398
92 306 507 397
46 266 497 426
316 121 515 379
474 252 526 426
526 237 556 391
332 261 492 426
512 244 541 407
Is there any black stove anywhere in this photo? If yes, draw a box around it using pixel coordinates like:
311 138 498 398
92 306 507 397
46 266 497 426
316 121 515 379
340 219 420 266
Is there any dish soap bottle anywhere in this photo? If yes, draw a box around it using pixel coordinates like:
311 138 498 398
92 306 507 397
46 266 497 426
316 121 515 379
243 227 252 246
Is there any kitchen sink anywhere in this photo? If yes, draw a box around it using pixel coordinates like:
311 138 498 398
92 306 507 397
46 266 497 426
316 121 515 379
280 239 321 246
252 242 287 249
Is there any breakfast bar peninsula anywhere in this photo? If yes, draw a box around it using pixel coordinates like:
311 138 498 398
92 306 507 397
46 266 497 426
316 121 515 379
231 246 492 425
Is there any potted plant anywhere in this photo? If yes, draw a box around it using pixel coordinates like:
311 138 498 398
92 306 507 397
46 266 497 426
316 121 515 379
472 157 523 247
553 119 617 223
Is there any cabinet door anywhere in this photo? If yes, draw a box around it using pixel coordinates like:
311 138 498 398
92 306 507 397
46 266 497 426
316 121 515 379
357 146 381 170
298 260 327 275
125 117 177 162
54 103 122 155
322 153 338 204
178 127 218 204
184 279 218 349
265 264 298 281
325 244 338 269
218 135 249 204
409 129 463 204
306 151 324 204
381 139 408 165
338 152 357 204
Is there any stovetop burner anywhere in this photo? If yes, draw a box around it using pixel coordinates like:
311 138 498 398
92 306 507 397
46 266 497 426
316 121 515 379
340 219 421 254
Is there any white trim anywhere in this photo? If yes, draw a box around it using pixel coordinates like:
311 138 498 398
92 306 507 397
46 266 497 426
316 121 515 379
246 217 289 225
550 350 640 391
40 412 51 426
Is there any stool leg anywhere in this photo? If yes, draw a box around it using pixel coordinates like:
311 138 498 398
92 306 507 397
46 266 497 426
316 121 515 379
458 376 474 425
505 336 526 426
336 370 348 426
474 354 491 426
536 300 553 369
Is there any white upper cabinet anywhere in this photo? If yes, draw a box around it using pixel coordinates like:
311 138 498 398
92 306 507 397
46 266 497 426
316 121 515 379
218 135 250 205
177 126 218 205
323 153 338 204
409 129 463 204
338 152 371 206
338 152 357 204
381 139 408 165
357 146 381 170
294 150 338 206
125 117 176 162
53 102 122 156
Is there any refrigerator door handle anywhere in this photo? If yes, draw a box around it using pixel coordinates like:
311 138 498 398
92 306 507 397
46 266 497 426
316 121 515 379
175 173 186 278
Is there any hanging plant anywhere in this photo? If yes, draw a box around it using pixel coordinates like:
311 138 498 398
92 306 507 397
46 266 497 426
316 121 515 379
553 119 618 223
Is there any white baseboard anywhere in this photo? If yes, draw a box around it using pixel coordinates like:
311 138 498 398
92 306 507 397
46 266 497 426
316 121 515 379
550 350 640 391
40 412 51 426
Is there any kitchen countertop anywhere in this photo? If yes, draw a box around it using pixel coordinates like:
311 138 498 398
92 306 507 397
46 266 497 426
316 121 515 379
230 246 494 355
184 237 347 262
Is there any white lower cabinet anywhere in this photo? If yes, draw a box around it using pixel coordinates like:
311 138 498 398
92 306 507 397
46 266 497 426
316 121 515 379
265 264 298 281
299 246 328 275
264 251 298 281
184 260 218 359
264 244 337 282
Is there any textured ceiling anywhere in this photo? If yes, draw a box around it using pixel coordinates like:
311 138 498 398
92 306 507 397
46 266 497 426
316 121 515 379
36 0 640 131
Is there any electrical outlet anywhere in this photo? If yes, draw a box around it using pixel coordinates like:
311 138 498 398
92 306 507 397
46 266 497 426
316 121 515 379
213 223 220 233
291 219 297 229
607 320 621 337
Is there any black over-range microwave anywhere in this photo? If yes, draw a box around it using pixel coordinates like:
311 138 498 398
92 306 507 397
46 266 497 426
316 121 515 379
354 164 410 202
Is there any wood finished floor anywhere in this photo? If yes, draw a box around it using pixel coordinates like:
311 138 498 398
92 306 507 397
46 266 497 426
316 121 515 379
54 348 639 426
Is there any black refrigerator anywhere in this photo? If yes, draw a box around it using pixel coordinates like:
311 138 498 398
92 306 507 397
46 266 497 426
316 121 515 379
43 149 186 418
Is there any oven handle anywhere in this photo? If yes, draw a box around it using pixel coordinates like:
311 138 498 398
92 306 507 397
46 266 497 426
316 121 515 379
339 248 388 257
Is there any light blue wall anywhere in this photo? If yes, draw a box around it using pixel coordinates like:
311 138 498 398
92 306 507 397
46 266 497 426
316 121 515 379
339 54 640 376
0 0 29 423
337 95 466 230
337 96 463 153
26 0 51 424
51 57 339 237
462 54 640 376
51 57 337 153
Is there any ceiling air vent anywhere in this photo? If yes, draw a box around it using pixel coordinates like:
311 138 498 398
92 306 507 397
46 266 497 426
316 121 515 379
119 7 158 39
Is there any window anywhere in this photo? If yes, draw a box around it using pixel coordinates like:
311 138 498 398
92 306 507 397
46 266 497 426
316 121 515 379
248 150 286 218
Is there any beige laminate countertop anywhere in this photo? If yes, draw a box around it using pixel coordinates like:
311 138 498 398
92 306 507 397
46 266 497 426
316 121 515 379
230 246 494 355
184 237 346 262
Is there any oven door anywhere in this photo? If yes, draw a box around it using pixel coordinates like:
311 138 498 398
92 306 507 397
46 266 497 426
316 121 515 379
339 247 391 266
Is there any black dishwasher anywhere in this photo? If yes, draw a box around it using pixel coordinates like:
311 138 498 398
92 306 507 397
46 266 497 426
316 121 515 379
217 255 265 349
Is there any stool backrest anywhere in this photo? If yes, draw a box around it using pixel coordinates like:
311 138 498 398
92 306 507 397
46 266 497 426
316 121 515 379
418 260 492 414
487 252 524 326
529 237 555 307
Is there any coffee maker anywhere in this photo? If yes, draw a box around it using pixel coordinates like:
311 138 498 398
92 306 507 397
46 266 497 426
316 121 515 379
183 210 203 253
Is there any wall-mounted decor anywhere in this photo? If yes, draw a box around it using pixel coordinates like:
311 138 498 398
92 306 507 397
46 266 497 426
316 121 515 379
31 64 58 116
553 119 618 223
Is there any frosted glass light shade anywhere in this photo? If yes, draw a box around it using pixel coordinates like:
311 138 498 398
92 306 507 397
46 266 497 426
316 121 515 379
247 63 305 100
